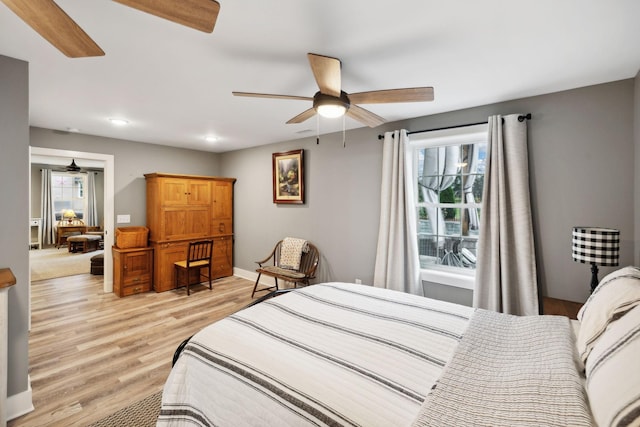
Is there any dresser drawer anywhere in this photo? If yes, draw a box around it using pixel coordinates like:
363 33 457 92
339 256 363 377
122 272 151 287
121 281 152 296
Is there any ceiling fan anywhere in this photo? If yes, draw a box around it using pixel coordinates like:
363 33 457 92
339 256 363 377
233 53 434 128
65 159 81 172
0 0 220 58
52 159 103 173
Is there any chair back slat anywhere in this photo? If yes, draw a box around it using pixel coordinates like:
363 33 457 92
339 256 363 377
273 242 282 267
187 240 213 266
273 240 319 276
299 243 319 277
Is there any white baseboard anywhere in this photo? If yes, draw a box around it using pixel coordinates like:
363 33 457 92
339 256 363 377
7 376 34 421
233 267 275 287
233 267 300 293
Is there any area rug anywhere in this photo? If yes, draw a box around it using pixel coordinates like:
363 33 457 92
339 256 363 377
88 391 161 427
30 247 103 281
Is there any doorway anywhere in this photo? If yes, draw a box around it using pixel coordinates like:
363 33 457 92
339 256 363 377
29 147 115 295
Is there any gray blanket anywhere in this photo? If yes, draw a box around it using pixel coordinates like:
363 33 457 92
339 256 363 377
412 309 594 427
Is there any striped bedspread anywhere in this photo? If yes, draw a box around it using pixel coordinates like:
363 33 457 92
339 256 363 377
157 282 473 426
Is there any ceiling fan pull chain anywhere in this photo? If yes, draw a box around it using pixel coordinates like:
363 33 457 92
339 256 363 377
343 115 346 148
316 114 320 145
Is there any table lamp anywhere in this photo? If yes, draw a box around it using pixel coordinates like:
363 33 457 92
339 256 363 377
63 209 76 223
572 226 620 293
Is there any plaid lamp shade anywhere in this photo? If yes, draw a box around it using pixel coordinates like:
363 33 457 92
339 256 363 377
572 226 620 266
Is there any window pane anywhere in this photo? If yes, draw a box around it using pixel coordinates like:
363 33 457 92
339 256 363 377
444 209 460 236
413 137 487 274
470 174 484 203
51 172 88 223
461 208 480 237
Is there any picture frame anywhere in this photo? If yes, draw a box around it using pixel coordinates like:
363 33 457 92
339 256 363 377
272 149 304 204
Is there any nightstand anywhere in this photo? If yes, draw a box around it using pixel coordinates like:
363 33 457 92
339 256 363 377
542 297 583 320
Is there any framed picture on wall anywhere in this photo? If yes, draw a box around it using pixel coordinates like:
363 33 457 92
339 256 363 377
272 149 304 204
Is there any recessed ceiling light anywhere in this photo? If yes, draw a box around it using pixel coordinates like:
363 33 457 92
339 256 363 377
109 118 129 126
205 136 218 142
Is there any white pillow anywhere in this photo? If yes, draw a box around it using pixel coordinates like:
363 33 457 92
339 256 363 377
585 303 640 427
576 266 640 364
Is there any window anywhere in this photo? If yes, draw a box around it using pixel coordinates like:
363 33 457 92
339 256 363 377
410 124 488 286
52 172 87 220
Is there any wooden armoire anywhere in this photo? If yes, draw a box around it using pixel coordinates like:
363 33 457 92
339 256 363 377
144 173 236 292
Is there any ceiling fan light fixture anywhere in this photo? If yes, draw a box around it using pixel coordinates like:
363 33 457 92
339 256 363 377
316 104 347 118
313 92 350 119
109 118 129 126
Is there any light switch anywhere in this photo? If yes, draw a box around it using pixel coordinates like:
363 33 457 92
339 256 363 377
117 214 131 224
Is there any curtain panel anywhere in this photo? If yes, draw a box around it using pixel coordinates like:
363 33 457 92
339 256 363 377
373 130 421 295
473 114 538 315
86 172 99 227
40 168 55 245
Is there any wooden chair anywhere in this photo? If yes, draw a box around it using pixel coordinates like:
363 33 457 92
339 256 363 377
252 240 320 298
174 240 214 296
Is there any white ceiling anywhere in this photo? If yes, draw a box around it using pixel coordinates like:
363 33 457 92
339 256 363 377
1 1 639 153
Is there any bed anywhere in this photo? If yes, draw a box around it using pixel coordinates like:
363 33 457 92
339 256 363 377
157 268 640 427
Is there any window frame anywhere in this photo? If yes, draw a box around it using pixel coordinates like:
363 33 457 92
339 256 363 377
51 171 88 221
409 123 488 289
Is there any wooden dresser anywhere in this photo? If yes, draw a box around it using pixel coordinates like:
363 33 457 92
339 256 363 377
112 247 154 297
145 173 236 292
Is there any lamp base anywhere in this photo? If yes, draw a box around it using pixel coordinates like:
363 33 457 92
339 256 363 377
590 263 599 293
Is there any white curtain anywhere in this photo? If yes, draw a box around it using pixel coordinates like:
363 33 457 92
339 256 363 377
86 172 99 227
473 114 538 315
373 130 421 295
463 144 480 230
420 145 460 247
40 168 55 245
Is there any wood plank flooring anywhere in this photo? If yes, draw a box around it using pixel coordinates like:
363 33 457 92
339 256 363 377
9 274 256 427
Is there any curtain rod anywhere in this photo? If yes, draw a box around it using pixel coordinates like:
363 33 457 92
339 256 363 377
377 113 532 140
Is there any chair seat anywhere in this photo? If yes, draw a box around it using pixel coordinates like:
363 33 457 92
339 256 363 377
174 259 210 268
257 265 306 280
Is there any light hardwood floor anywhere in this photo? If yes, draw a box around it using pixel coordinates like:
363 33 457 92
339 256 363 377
9 273 256 427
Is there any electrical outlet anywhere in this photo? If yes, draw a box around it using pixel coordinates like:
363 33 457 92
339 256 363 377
355 278 362 284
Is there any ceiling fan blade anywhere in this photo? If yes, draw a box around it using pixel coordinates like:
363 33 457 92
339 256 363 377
346 105 386 128
307 53 341 97
232 92 313 102
349 87 434 104
1 0 104 57
286 108 316 124
113 0 220 33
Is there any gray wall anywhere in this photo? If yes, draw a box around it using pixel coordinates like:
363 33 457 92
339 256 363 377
222 79 636 304
1 55 30 398
635 70 640 265
30 128 222 226
220 126 386 285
